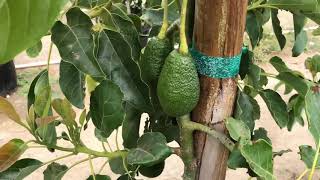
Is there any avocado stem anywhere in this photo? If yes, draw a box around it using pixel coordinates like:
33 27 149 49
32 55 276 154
158 0 169 39
179 0 189 55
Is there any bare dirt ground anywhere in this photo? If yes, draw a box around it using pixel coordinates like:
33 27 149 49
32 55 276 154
1 11 320 180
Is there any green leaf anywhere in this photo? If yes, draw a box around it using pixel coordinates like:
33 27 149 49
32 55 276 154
226 118 251 142
59 60 85 109
252 128 272 144
127 132 172 166
35 116 59 127
259 89 289 128
28 70 46 109
0 0 67 63
94 128 108 142
52 98 76 127
241 140 275 180
26 41 43 58
305 87 320 145
36 121 57 147
122 104 142 149
95 30 152 112
87 174 111 180
109 156 136 175
271 10 286 50
43 162 68 180
51 7 105 78
269 56 290 73
234 91 260 132
292 13 308 57
139 162 165 178
228 149 248 170
78 0 109 8
34 70 51 117
246 11 263 48
239 49 253 80
276 72 309 95
0 158 42 180
0 139 28 172
287 94 305 131
266 0 317 12
145 0 162 8
117 175 136 180
0 97 23 126
90 80 125 138
299 145 320 169
305 54 320 77
247 64 268 90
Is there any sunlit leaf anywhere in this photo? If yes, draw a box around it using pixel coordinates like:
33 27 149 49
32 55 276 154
226 118 251 142
43 162 68 180
0 97 23 126
0 158 42 180
0 139 28 172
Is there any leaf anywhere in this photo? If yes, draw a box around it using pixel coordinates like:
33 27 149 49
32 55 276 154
299 145 320 169
305 87 320 145
259 89 289 128
122 104 142 149
0 97 23 126
252 128 272 144
87 174 111 180
305 54 320 77
228 149 248 170
0 158 42 180
226 118 251 142
34 70 51 117
117 174 136 180
59 60 85 109
90 80 125 138
271 10 286 50
276 72 309 95
269 56 290 73
95 30 152 112
247 64 268 90
287 94 305 131
26 41 43 58
52 98 76 127
28 70 46 109
246 11 263 48
266 0 317 12
78 0 109 8
43 162 68 180
239 49 253 80
127 132 172 166
51 7 105 78
234 91 260 132
0 139 28 172
35 116 58 127
292 13 308 57
109 157 136 175
139 162 165 178
241 140 275 180
0 0 67 63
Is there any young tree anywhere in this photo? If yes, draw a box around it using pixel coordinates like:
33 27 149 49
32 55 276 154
0 0 320 180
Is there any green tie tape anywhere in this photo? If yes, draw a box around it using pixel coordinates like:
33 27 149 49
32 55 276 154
190 46 248 78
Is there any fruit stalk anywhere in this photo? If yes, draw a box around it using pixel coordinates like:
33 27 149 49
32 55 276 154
158 0 169 39
179 0 189 55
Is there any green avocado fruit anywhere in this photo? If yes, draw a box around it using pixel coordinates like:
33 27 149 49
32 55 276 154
157 50 200 117
140 37 172 83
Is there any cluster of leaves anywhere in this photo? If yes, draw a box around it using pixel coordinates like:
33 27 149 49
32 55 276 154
1 0 320 179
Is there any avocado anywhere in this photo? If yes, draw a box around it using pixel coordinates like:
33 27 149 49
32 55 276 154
157 50 200 117
140 37 172 84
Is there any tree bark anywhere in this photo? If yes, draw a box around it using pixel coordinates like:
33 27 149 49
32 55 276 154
191 0 248 180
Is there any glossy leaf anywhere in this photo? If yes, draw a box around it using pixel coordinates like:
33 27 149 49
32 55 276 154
52 98 76 127
139 162 165 178
252 128 272 144
259 89 288 128
87 174 111 180
0 0 67 63
271 10 286 50
287 94 305 131
122 104 142 148
95 30 152 111
269 56 290 73
276 72 309 95
241 140 275 180
34 70 51 117
299 145 320 169
59 60 85 109
109 157 136 175
247 64 268 90
43 162 68 180
28 70 46 109
246 11 263 48
90 80 125 138
226 118 251 142
0 139 28 172
51 7 105 78
0 158 42 180
228 149 248 170
234 91 260 132
305 87 320 145
127 132 172 166
0 97 23 126
78 0 109 8
292 13 308 57
26 41 43 58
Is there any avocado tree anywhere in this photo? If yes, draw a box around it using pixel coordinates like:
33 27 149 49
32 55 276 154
0 0 320 179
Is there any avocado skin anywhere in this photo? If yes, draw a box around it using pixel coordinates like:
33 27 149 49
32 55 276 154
140 37 172 83
157 50 200 117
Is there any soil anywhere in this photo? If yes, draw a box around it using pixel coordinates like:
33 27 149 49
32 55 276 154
1 11 320 180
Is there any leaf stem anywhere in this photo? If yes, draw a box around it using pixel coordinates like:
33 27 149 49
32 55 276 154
158 0 169 39
42 153 75 166
297 169 309 180
88 155 96 180
308 139 320 180
47 42 53 71
115 129 120 150
98 160 109 174
247 4 279 11
179 0 189 55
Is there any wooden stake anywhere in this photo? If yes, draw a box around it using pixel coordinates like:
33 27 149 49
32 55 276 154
192 0 248 179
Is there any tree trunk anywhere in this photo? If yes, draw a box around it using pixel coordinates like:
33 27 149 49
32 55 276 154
0 61 17 97
191 0 248 180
